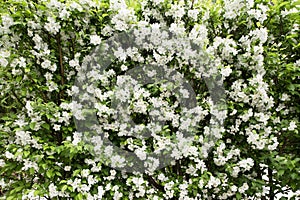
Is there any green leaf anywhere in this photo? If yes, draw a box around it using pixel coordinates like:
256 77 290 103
46 170 53 178
29 167 35 175
288 84 295 91
42 123 50 130
7 196 15 200
56 171 62 177
23 151 30 158
75 193 83 200
61 185 68 192
278 169 285 176
236 192 242 200
291 173 298 179
13 186 23 193
16 76 22 82
34 190 40 196
41 163 47 170
29 122 36 130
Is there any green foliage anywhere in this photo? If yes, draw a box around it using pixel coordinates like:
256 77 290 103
0 0 299 199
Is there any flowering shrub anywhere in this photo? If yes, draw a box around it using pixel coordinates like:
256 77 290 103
0 0 299 199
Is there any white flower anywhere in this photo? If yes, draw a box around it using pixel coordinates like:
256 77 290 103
111 155 126 168
113 190 123 200
114 47 127 61
53 124 61 131
207 176 221 189
1 15 14 27
71 101 85 120
104 146 113 157
250 28 268 44
49 183 58 198
179 88 190 98
88 175 98 185
69 59 79 67
44 17 61 34
135 149 147 160
41 60 51 69
90 34 101 45
221 67 232 77
0 57 8 67
64 166 71 171
133 100 148 114
47 81 58 92
152 0 164 5
238 158 254 171
280 93 290 101
224 0 245 19
97 186 105 198
71 86 79 95
18 57 26 68
5 151 14 159
47 0 62 9
120 64 128 71
268 137 279 150
49 64 57 72
288 121 297 131
44 72 53 80
157 173 167 181
281 8 299 17
231 185 238 192
171 148 181 159
59 8 70 19
169 23 185 35
132 177 144 187
70 2 83 12
166 4 185 19
81 169 90 177
188 10 199 21
15 130 32 146
22 159 38 171
72 131 82 145
164 181 174 191
239 183 249 193
0 159 5 167
144 157 160 172
232 166 240 177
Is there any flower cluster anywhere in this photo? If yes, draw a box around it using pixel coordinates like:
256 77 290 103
0 0 299 199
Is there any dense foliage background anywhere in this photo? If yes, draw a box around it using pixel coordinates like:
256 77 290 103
0 0 299 199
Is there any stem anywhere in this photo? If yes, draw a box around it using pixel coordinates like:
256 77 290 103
56 33 64 145
11 90 25 107
176 160 183 176
190 0 195 9
146 175 164 192
268 166 275 200
57 34 65 89
257 163 267 200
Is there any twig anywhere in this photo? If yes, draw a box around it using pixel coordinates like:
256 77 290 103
11 90 25 107
268 166 275 200
146 175 164 192
176 160 183 176
56 33 64 145
57 34 65 89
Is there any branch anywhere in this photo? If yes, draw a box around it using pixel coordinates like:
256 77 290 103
176 160 183 176
190 0 195 9
56 33 64 145
11 90 25 107
146 175 164 192
57 34 65 90
268 166 275 200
